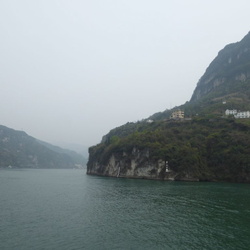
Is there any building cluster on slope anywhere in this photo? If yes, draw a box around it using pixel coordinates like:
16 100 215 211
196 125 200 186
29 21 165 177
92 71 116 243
225 109 250 118
170 109 250 120
170 110 185 119
146 108 250 124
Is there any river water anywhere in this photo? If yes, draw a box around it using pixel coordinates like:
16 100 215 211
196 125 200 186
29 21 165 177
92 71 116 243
0 169 249 250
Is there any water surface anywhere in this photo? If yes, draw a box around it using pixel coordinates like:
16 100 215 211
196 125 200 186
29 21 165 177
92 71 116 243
0 169 249 249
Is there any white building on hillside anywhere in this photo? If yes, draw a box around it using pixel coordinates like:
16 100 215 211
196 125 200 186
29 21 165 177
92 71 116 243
225 109 237 116
225 109 250 118
234 111 250 119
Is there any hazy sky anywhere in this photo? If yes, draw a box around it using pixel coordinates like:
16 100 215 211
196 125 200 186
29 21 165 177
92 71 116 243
0 0 250 147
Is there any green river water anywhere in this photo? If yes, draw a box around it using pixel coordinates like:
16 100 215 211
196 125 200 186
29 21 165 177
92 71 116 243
0 169 249 250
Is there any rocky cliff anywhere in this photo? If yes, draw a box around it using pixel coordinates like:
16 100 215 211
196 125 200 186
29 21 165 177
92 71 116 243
87 32 250 182
191 32 250 102
87 146 197 181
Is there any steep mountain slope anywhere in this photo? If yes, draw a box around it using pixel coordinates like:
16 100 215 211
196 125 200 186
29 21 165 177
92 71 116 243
191 32 250 102
0 125 84 168
146 32 250 121
87 32 250 182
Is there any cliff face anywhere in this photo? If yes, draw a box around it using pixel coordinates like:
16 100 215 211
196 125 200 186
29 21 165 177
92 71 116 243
87 146 200 181
191 32 250 102
87 32 250 183
87 118 250 183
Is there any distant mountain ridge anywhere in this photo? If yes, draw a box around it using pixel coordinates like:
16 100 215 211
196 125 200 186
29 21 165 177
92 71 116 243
0 125 85 168
37 140 87 166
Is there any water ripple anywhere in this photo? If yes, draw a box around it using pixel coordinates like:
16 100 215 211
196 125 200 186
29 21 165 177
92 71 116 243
0 170 250 250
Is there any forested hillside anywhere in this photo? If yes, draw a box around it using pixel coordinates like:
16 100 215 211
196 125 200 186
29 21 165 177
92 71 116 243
87 32 250 182
0 125 85 168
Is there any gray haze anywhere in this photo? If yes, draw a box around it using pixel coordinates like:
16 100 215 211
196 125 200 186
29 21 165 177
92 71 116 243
0 0 249 147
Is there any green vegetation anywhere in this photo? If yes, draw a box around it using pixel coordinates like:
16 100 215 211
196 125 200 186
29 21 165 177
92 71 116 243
0 125 84 168
88 118 250 182
88 32 250 182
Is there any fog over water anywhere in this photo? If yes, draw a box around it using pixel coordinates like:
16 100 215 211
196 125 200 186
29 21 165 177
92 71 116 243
0 0 250 147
